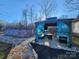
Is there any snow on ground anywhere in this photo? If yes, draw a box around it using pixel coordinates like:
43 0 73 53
4 29 34 38
0 34 35 45
0 29 34 45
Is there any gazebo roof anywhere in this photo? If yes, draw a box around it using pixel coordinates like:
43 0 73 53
35 17 77 26
44 17 76 23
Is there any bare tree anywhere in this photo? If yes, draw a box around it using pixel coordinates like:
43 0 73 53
30 7 38 24
22 6 36 28
39 10 42 21
40 0 56 19
30 8 33 25
23 9 28 28
65 0 79 12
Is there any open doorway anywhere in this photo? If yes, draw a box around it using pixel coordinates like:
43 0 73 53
44 22 57 39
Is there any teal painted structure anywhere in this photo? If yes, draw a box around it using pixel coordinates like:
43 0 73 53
35 17 75 47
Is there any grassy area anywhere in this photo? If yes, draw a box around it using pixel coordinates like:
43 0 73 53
72 37 79 47
0 50 5 59
0 31 4 34
0 41 12 59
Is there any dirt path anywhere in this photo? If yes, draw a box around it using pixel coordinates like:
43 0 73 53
7 37 35 59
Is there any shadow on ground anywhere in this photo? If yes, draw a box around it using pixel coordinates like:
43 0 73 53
31 43 79 59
